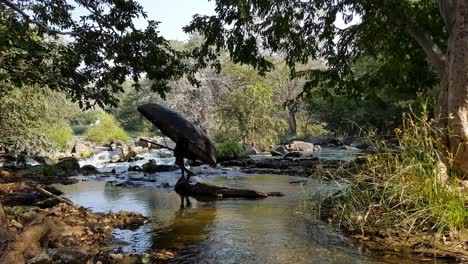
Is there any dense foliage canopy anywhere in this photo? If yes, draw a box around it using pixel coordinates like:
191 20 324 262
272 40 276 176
0 0 193 108
185 0 444 121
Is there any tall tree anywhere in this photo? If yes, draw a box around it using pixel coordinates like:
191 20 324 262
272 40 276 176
185 0 468 171
0 0 192 108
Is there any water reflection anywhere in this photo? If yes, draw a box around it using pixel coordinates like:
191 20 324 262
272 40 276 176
151 196 216 249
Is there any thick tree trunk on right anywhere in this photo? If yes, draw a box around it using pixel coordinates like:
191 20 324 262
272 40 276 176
444 1 468 171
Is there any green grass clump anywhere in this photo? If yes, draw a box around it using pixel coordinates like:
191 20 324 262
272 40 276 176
84 113 128 144
47 126 74 151
216 141 246 161
309 110 468 234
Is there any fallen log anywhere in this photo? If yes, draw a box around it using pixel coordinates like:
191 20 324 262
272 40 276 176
175 181 284 198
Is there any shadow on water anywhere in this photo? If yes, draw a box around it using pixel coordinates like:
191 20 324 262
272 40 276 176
56 173 447 264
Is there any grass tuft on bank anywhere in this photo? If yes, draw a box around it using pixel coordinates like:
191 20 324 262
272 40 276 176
309 110 468 235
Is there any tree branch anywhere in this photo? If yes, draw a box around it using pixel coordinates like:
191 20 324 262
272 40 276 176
406 25 447 76
1 0 77 35
439 0 456 33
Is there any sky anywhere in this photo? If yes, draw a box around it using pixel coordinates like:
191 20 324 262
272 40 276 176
134 0 216 40
73 0 358 41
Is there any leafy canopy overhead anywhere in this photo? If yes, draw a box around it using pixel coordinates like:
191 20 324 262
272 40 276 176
185 0 445 99
0 0 194 108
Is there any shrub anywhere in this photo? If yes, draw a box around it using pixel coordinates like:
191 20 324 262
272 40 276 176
0 85 76 155
308 109 468 234
84 113 128 144
303 124 328 137
47 126 74 151
216 141 246 161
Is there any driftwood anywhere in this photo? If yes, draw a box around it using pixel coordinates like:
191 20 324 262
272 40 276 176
175 181 284 198
35 185 75 207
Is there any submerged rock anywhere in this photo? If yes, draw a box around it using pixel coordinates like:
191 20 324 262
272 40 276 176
128 174 146 181
128 165 142 172
142 160 179 173
154 164 179 172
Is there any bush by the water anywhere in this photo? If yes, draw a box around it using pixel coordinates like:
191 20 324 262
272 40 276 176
309 110 468 234
216 141 245 161
84 113 128 144
47 126 74 151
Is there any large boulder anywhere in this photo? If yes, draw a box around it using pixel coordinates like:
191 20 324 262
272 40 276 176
71 142 94 159
142 160 158 173
285 141 315 152
117 144 130 157
136 138 150 148
141 160 179 173
56 157 80 174
81 165 99 175
132 146 145 154
72 142 88 154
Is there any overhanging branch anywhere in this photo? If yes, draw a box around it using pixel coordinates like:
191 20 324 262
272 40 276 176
1 0 77 36
406 25 447 76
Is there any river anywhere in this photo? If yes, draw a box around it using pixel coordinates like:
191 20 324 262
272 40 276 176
55 148 443 264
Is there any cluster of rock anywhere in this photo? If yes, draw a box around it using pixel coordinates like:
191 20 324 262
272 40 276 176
71 137 174 163
270 140 321 158
221 157 323 176
129 159 178 173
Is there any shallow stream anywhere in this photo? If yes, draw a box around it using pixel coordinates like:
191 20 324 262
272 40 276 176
55 148 443 264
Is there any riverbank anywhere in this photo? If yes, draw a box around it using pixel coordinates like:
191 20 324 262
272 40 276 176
307 156 468 263
0 168 181 263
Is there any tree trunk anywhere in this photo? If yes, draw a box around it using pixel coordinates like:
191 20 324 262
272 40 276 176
287 106 297 136
445 1 468 171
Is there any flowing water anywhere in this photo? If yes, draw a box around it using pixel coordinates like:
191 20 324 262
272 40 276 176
55 148 444 264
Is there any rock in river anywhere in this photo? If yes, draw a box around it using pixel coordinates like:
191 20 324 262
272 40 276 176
270 145 288 156
142 160 179 173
